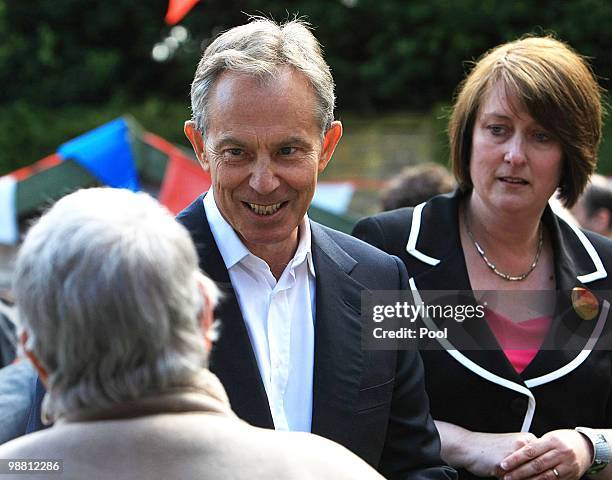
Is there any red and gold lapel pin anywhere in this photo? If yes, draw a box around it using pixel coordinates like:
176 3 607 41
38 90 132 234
571 287 599 321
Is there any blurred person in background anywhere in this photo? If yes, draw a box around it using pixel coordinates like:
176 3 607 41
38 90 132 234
354 37 612 480
0 360 37 445
381 163 456 211
0 290 36 445
0 187 385 479
0 290 16 367
571 174 612 237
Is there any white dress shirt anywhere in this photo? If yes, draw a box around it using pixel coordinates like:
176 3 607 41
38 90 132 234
203 192 316 432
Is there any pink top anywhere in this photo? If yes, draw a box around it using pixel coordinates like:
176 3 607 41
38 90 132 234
485 308 552 374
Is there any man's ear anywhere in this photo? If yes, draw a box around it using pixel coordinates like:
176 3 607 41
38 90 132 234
20 330 48 386
318 120 343 174
184 121 210 171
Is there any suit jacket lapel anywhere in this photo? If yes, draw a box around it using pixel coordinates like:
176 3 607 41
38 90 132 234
521 208 608 379
411 192 522 382
419 250 524 382
412 193 610 383
310 222 364 439
177 195 273 428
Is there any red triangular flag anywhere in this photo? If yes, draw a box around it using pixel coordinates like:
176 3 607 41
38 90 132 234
144 133 211 214
9 153 62 182
165 0 199 25
159 152 211 214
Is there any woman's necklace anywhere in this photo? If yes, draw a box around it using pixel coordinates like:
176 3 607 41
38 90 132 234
464 210 543 282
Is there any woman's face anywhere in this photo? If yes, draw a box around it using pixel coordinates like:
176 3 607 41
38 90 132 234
469 83 563 217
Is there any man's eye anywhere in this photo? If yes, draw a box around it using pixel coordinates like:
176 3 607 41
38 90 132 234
279 146 297 155
226 148 243 156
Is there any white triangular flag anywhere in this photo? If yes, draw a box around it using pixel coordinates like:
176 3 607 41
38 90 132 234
0 176 18 245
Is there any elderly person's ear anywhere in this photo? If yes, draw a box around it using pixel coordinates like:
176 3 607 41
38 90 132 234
195 275 217 351
20 330 48 385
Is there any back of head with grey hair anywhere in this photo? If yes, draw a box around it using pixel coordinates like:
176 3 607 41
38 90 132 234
191 17 335 136
13 188 218 422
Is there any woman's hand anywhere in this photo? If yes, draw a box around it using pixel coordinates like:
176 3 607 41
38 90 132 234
498 429 593 480
464 432 539 477
435 421 537 477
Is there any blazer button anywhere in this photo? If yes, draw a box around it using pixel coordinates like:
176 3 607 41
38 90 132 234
511 397 528 414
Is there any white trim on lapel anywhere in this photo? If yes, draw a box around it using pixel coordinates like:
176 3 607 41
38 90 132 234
407 198 608 283
408 277 536 432
525 300 609 388
409 277 610 432
404 196 610 431
406 202 440 266
559 216 607 283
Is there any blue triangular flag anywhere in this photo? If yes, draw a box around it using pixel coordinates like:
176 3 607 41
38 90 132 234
58 118 140 191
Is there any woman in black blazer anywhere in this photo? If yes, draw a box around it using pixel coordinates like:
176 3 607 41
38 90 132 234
354 37 612 480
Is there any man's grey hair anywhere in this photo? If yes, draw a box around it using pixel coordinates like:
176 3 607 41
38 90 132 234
13 188 219 422
190 17 335 136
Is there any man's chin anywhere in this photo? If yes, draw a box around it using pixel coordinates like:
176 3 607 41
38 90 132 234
238 228 300 253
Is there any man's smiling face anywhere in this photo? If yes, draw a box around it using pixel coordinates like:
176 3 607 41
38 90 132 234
186 66 341 260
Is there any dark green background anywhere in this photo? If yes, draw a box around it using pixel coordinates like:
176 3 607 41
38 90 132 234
2 0 611 175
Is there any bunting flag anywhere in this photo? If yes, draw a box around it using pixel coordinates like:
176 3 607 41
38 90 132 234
0 176 18 244
146 132 211 214
9 154 62 182
312 182 355 215
57 118 140 191
165 0 199 25
0 120 208 245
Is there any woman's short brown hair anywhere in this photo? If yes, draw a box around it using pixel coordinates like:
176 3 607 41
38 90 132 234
448 36 604 207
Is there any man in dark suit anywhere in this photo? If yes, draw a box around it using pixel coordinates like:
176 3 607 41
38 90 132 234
177 17 454 480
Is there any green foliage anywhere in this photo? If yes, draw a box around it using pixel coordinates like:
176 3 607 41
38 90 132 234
4 1 611 110
0 0 170 105
1 0 612 175
0 99 191 175
598 98 612 175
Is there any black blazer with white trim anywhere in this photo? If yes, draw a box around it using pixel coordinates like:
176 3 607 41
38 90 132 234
353 189 612 440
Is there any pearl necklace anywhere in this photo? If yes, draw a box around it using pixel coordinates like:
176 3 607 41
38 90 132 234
464 210 543 282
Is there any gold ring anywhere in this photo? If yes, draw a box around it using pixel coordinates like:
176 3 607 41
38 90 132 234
552 468 560 478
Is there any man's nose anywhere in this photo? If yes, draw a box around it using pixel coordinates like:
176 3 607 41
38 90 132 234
249 156 280 194
504 135 528 166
